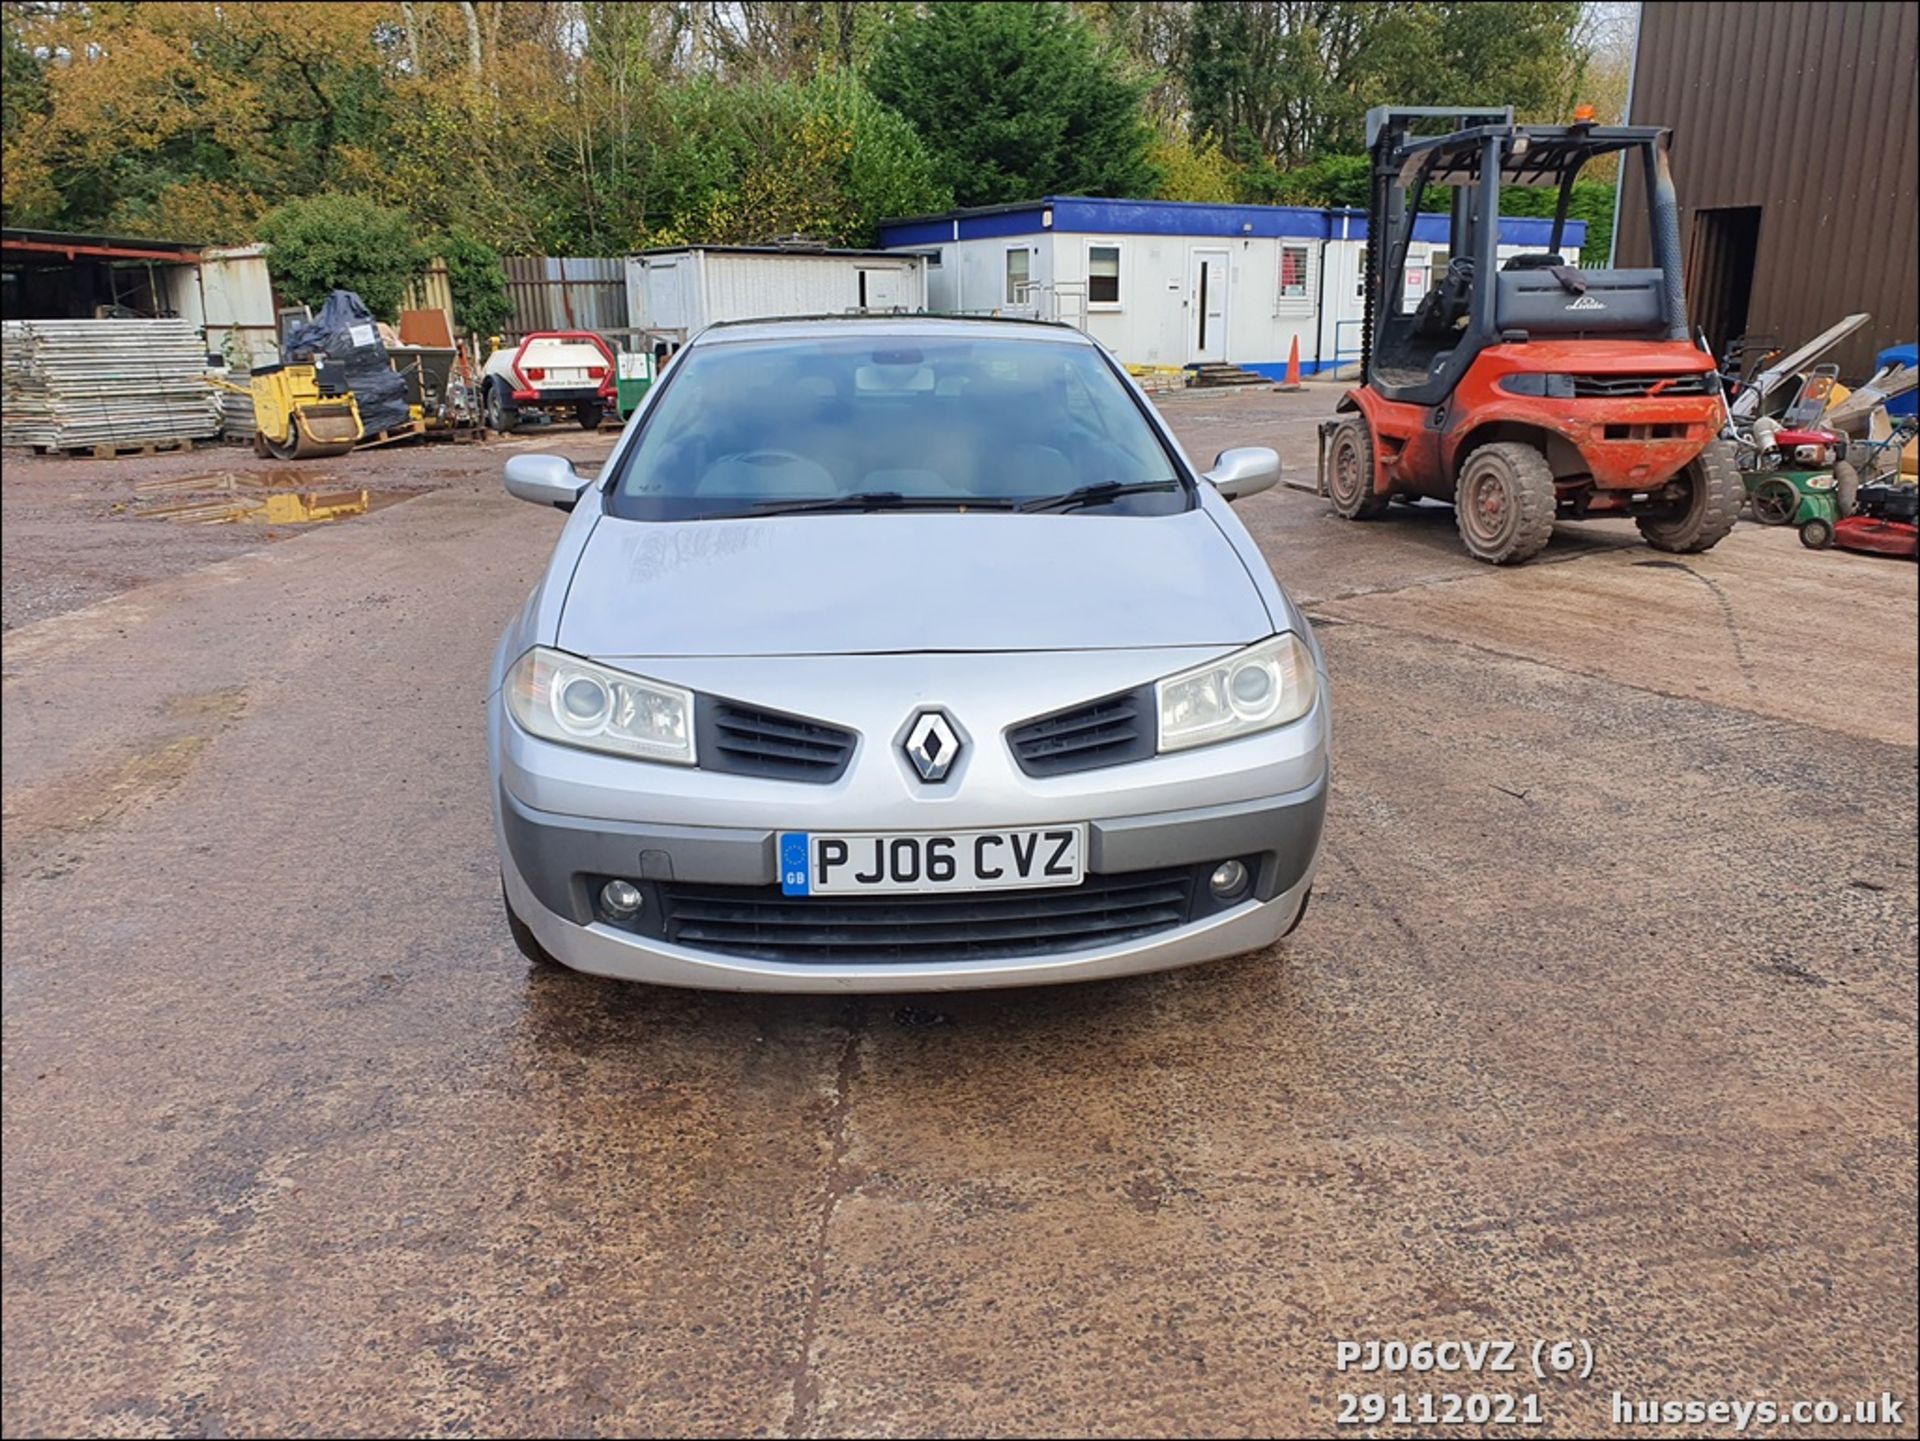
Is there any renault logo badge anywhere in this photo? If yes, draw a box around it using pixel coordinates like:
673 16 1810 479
903 710 961 783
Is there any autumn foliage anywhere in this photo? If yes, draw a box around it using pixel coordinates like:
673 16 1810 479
2 2 1605 255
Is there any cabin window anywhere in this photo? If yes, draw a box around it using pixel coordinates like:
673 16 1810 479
1088 243 1121 307
1279 244 1311 299
1005 248 1031 305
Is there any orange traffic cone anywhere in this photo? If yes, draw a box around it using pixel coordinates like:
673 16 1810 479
1279 335 1304 391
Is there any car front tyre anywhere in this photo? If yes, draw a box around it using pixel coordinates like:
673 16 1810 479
502 879 560 967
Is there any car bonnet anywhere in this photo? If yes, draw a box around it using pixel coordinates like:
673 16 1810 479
556 509 1274 658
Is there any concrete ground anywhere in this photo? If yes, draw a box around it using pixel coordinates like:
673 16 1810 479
3 385 1916 1438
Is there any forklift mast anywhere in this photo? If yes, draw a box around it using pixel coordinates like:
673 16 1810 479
1361 108 1512 380
1357 105 1689 402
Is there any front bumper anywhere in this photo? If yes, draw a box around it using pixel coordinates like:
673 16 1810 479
498 777 1323 992
489 649 1329 991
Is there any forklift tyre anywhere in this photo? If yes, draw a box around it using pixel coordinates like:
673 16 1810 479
1637 440 1743 555
1799 516 1834 550
575 399 605 430
1453 442 1557 565
484 380 520 434
1327 418 1390 519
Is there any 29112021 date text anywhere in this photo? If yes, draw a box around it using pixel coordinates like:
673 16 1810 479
1337 1392 1546 1427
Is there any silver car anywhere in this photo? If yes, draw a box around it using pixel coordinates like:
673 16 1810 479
490 317 1327 992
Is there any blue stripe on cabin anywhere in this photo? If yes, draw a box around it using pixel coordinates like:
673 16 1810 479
879 195 1585 251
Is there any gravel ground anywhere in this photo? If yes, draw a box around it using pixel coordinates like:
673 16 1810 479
0 423 600 632
3 385 1915 1437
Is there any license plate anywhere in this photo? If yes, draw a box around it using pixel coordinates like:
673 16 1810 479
778 826 1086 897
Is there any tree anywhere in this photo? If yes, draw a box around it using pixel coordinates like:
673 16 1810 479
2 2 394 234
258 193 424 318
866 2 1157 206
432 226 511 338
684 2 906 79
1148 133 1238 203
1183 2 1584 170
645 72 950 247
1076 1 1192 135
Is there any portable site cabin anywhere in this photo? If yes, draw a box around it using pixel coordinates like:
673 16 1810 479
877 197 1584 379
624 246 929 342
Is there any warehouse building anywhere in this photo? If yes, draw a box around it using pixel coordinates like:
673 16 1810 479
1612 1 1917 377
878 197 1585 379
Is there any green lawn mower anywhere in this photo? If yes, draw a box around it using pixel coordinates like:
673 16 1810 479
1744 468 1845 547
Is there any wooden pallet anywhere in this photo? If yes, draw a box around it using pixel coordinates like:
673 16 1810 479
354 420 428 450
33 436 200 460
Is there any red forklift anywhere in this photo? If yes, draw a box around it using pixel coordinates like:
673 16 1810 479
1318 106 1741 564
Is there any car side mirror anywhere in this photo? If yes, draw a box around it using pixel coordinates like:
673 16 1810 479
504 453 589 512
1204 447 1281 502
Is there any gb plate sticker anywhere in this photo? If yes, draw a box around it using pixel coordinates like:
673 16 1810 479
779 832 811 897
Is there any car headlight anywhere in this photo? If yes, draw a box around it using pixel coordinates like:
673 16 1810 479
1156 633 1317 752
505 647 695 764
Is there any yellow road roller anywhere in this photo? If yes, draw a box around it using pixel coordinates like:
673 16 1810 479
243 360 362 460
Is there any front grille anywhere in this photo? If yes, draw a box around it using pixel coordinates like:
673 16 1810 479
1007 685 1155 777
1569 372 1712 398
657 865 1199 963
696 698 855 783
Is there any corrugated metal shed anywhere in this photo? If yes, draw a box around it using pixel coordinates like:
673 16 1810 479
502 256 628 340
1615 0 1918 377
169 244 278 367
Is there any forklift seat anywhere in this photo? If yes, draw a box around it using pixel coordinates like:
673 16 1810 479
1501 253 1566 271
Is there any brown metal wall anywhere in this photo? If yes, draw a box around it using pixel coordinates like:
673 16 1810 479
501 256 628 341
1616 0 1918 377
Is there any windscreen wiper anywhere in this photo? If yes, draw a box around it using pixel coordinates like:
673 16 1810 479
1016 479 1185 513
735 491 1018 518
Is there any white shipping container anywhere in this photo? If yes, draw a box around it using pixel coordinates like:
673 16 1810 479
625 247 927 339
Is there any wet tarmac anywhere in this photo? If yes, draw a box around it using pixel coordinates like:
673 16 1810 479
3 389 1915 1435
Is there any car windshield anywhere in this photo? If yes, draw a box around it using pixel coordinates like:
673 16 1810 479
604 332 1187 521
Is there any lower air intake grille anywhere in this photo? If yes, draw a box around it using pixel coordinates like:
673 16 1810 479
696 699 855 783
1007 685 1155 776
658 866 1198 963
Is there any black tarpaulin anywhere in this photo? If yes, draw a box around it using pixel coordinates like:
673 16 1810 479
282 291 411 436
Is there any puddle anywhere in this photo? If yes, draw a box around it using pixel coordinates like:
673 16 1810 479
130 486 413 526
248 489 370 524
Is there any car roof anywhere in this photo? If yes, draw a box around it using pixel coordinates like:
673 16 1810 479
693 315 1099 348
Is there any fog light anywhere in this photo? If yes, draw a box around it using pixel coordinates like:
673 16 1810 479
600 879 643 918
1209 860 1249 899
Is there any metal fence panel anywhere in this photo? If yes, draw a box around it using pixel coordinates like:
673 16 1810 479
401 261 456 325
502 256 628 341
